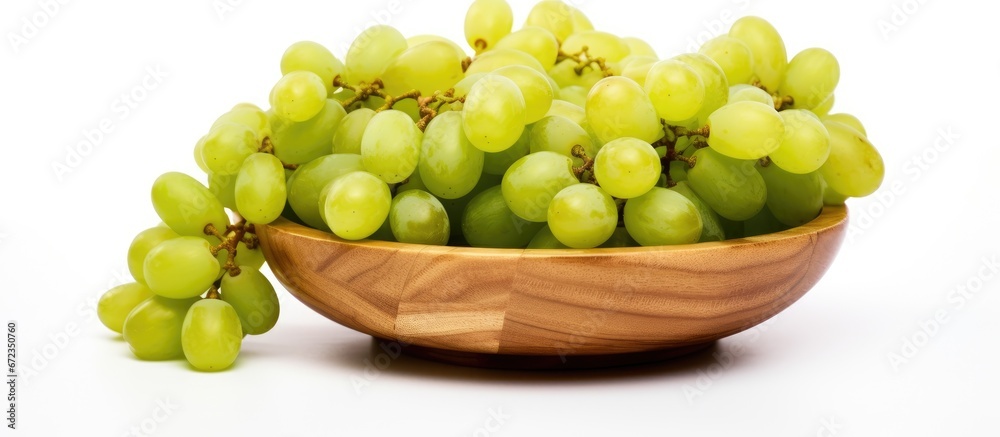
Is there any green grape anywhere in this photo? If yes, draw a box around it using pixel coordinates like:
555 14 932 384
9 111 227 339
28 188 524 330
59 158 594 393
673 53 729 129
524 0 575 42
812 93 835 117
586 77 662 144
418 111 484 199
397 168 428 193
569 5 594 32
234 153 286 224
502 151 579 222
820 121 884 197
287 154 365 229
441 173 502 243
389 190 450 245
368 216 396 242
220 268 279 335
594 137 660 199
645 60 706 123
215 241 265 272
151 172 230 237
181 299 243 371
280 41 344 96
344 24 408 84
462 74 526 153
321 171 392 240
729 16 787 91
527 225 568 249
687 147 767 221
463 186 545 248
201 122 259 175
127 226 180 285
779 48 839 110
819 173 848 206
624 187 702 246
770 109 831 174
547 184 618 248
699 36 754 85
557 86 589 108
143 236 220 299
194 136 210 174
718 216 745 240
381 41 465 96
728 84 774 107
332 108 376 155
464 0 513 53
757 163 823 227
269 71 327 122
561 31 631 63
444 72 487 112
207 172 238 211
212 103 272 142
98 282 155 333
483 127 530 176
624 37 658 58
707 101 785 160
669 182 725 242
743 207 790 237
361 110 423 184
123 296 199 360
548 58 606 90
494 26 560 68
599 227 640 248
823 113 867 136
465 48 547 75
546 99 585 119
493 65 554 123
621 56 658 88
528 115 596 166
271 99 347 165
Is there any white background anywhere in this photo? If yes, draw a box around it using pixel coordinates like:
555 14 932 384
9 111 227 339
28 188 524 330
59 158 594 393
1 0 998 435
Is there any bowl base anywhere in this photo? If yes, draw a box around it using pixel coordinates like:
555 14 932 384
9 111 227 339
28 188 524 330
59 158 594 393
383 339 717 370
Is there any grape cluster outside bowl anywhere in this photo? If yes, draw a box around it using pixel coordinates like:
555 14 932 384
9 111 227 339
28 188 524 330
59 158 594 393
257 206 848 369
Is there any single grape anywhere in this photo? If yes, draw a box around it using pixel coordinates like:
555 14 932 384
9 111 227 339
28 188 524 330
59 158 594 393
528 115 596 166
201 122 259 176
235 153 286 224
621 56 658 89
501 151 579 222
699 35 754 85
624 37 658 58
707 101 785 160
463 186 545 248
361 110 423 184
389 190 450 245
143 236 221 299
321 171 392 240
344 24 408 84
672 53 729 129
819 173 848 206
464 0 513 53
568 5 594 32
645 60 707 123
527 225 569 249
811 93 835 117
441 173 503 244
123 296 199 360
194 135 210 174
757 163 823 227
207 172 238 211
181 299 243 371
271 99 347 165
669 182 726 242
151 172 230 238
779 48 839 110
770 109 831 174
547 184 618 249
820 121 884 197
280 41 344 96
524 0 575 42
729 16 788 91
561 31 631 63
483 127 530 176
220 268 280 335
686 147 767 221
127 226 180 285
269 71 327 122
594 137 661 199
331 108 376 155
465 48 546 75
212 103 272 142
586 76 662 145
98 282 155 333
823 113 867 136
381 41 465 96
287 154 365 230
728 84 774 107
494 26 559 68
462 74 526 153
493 65 554 123
418 111 484 199
624 188 703 246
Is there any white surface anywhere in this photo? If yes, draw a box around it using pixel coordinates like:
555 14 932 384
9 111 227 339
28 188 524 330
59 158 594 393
2 0 997 435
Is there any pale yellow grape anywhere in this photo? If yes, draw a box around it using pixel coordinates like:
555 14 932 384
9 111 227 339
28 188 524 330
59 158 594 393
360 110 423 184
594 137 661 199
645 60 706 122
98 282 155 333
194 136 210 173
406 34 467 59
269 71 327 122
493 65 554 123
823 113 867 136
381 41 465 96
561 31 631 63
546 99 586 120
820 121 884 197
212 104 271 143
271 99 347 165
586 76 662 144
569 5 594 32
286 154 365 230
529 115 596 166
150 172 230 238
494 27 560 71
344 25 408 84
624 37 658 58
331 108 376 155
181 299 243 371
462 74 526 153
621 56 658 87
548 59 606 89
418 111 485 199
127 226 180 285
220 268 280 335
673 53 729 129
524 1 575 42
201 122 259 176
280 41 344 96
143 236 220 299
779 48 839 109
699 35 754 85
321 171 392 240
728 84 774 107
464 0 513 53
729 16 787 91
812 93 835 117
502 151 579 222
234 153 286 224
624 188 703 246
389 190 451 245
707 101 785 160
770 110 831 174
123 296 199 360
465 48 546 75
444 73 486 112
547 184 618 249
558 86 589 108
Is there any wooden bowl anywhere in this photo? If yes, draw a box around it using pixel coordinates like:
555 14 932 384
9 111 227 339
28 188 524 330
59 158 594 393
257 206 848 369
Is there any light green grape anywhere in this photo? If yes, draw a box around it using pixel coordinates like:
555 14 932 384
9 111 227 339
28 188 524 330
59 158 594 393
548 58 606 90
757 163 823 227
779 48 839 110
389 190 450 245
271 99 347 165
269 71 327 122
194 136 210 174
280 41 344 96
446 72 487 111
463 186 545 248
624 37 658 58
812 93 835 117
287 154 365 230
344 24 408 84
151 172 230 237
707 101 784 160
569 5 594 32
728 84 774 107
201 122 259 175
441 173 502 243
561 31 631 63
98 282 155 333
820 121 884 197
645 60 706 122
212 104 271 142
820 173 848 206
527 225 569 249
494 26 559 68
699 36 754 85
181 299 243 371
586 76 662 144
529 115 595 166
502 151 580 222
127 226 180 285
743 207 790 237
599 227 640 248
687 147 767 221
594 137 661 199
483 127 530 176
557 86 589 108
624 187 703 246
770 109 831 174
381 41 465 96
547 184 618 249
524 0 575 42
493 65 554 123
669 182 725 242
729 16 787 91
220 268 279 335
207 172 238 211
331 108 376 155
143 236 220 299
397 168 428 193
673 53 729 129
321 171 392 240
465 48 547 75
234 153 286 224
123 296 199 360
621 56 658 88
462 74 526 153
464 0 513 53
418 111 484 199
361 110 423 184
546 99 585 119
823 113 867 136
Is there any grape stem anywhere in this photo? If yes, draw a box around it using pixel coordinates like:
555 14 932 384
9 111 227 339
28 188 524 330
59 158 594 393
751 80 795 111
557 47 615 77
257 137 299 170
571 145 599 185
655 120 702 187
204 219 258 277
205 282 221 300
332 76 465 131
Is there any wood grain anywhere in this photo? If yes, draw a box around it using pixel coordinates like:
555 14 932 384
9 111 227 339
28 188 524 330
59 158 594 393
257 206 847 367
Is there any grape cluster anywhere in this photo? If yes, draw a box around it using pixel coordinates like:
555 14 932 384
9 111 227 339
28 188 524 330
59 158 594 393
98 0 885 370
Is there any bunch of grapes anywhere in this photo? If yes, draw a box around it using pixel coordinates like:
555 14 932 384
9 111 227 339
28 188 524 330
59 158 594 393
98 0 885 370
